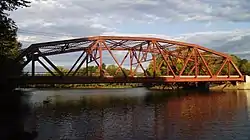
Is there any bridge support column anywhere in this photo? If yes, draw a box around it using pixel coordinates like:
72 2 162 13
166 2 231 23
210 76 250 90
31 54 35 77
86 53 89 76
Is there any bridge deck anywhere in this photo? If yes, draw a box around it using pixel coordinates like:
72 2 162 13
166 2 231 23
12 76 244 85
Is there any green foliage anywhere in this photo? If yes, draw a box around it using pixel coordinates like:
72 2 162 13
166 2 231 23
102 63 106 70
44 62 139 78
238 58 250 75
40 63 139 88
106 64 118 76
0 15 19 57
0 0 30 88
147 61 161 76
0 0 30 57
225 55 250 75
78 66 98 76
0 0 30 12
146 53 250 76
54 66 69 75
146 55 185 76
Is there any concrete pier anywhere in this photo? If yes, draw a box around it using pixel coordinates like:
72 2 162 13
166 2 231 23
210 75 250 90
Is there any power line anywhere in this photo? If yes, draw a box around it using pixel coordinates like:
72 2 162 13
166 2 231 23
17 29 80 45
16 29 85 46
18 31 60 38
18 29 78 37
17 29 80 38
19 40 36 44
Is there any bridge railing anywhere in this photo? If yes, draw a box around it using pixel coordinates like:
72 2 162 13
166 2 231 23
21 72 242 78
21 72 137 77
21 72 96 76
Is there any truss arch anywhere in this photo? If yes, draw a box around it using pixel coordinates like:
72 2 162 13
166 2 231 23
15 36 243 83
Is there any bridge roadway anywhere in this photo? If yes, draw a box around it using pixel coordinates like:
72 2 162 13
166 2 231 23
12 75 244 85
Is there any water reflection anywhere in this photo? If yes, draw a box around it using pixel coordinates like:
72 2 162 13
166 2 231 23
22 89 250 140
0 90 37 140
152 90 250 140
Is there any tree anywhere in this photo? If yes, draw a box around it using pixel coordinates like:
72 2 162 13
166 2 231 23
239 59 250 75
1 0 30 58
102 63 106 70
0 0 30 12
147 60 161 76
0 0 30 57
55 66 68 76
0 0 30 87
106 65 118 76
147 52 250 77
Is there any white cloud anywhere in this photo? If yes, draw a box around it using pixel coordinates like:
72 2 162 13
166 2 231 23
102 32 173 39
9 0 250 46
7 0 250 71
102 29 250 59
11 0 250 31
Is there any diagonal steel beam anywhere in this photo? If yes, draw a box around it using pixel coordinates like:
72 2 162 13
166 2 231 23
72 55 88 76
67 51 85 76
230 60 243 77
132 50 148 76
102 41 128 77
37 58 56 76
216 59 228 76
154 42 176 77
196 48 213 77
179 48 194 76
38 50 64 76
115 51 130 75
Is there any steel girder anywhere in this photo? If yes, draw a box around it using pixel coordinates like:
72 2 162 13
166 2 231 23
15 36 244 83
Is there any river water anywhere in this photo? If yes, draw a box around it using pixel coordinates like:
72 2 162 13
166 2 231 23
3 88 250 140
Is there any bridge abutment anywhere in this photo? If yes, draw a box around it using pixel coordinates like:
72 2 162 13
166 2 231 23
210 75 250 90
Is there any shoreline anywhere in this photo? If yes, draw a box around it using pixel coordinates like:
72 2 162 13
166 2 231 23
18 83 250 91
19 85 138 90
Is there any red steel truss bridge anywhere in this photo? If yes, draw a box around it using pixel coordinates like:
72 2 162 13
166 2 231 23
13 36 244 85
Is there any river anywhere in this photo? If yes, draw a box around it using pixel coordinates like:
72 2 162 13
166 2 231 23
2 88 250 140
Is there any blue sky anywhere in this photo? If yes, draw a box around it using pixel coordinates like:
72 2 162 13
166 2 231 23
9 0 250 72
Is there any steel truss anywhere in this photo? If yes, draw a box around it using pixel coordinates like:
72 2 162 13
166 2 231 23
15 36 244 84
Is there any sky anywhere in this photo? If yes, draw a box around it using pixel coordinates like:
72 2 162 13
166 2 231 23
9 0 250 72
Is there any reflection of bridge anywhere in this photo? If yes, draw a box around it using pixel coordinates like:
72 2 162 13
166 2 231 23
13 36 244 85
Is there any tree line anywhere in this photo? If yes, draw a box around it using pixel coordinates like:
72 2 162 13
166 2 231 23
43 63 145 77
231 55 250 75
146 54 250 76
